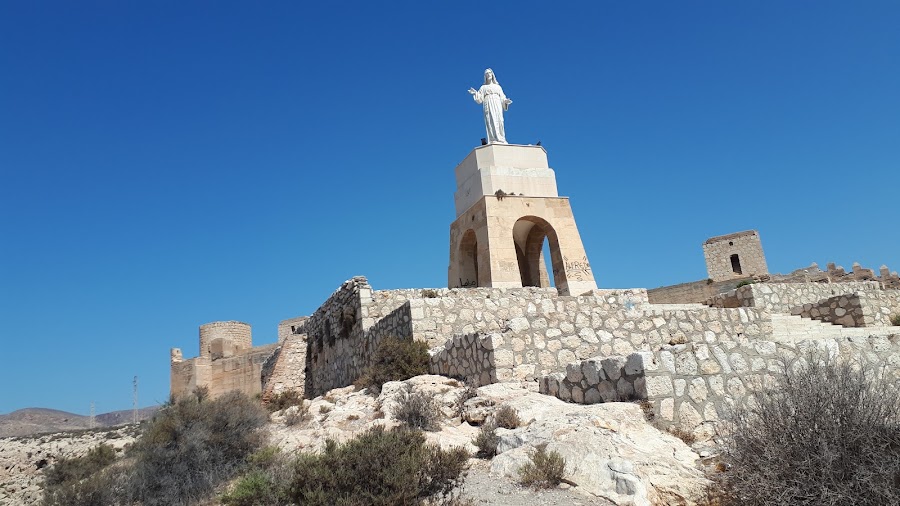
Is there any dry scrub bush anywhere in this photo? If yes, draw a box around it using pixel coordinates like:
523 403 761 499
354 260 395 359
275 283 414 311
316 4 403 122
284 403 309 426
42 444 119 506
891 313 900 326
493 405 521 429
473 422 500 458
718 353 900 506
395 391 442 431
518 444 566 489
125 389 269 506
356 336 430 393
266 389 304 412
288 426 469 506
454 383 479 419
668 427 696 446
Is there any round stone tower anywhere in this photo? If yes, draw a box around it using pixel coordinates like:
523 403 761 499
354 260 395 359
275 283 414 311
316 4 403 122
199 321 252 360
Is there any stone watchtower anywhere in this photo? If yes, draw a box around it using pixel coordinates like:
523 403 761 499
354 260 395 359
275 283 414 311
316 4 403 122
703 230 768 281
447 143 597 295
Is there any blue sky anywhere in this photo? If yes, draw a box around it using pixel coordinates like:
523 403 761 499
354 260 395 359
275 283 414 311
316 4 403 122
1 2 898 415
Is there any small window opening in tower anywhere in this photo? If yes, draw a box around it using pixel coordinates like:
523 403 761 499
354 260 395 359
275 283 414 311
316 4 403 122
730 254 743 275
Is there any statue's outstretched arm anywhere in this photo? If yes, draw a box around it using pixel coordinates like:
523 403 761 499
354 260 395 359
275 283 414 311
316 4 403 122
469 87 483 104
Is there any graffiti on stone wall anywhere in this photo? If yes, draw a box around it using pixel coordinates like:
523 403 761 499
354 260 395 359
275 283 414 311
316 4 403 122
564 256 592 281
459 278 477 288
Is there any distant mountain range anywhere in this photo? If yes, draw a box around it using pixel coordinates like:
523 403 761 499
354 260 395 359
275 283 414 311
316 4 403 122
0 406 159 438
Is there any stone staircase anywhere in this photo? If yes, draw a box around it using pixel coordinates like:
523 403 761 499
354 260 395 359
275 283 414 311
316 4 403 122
771 314 897 341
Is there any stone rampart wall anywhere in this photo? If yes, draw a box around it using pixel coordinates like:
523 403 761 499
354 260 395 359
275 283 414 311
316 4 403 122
538 334 900 440
792 292 877 327
647 278 750 305
709 281 882 314
261 333 307 400
418 288 769 386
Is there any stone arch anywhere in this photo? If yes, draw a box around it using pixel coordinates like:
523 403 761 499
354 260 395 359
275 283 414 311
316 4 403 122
458 229 479 287
513 216 565 290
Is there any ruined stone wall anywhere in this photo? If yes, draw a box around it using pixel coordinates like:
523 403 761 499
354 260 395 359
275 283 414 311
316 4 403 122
278 316 308 343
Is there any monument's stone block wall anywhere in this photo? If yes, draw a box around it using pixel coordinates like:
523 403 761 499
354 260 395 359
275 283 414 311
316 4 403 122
703 231 768 282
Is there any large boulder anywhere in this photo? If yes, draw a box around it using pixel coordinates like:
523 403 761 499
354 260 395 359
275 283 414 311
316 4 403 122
476 382 709 505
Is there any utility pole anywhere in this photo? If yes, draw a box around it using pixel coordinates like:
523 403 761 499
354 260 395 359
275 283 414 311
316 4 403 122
89 401 95 429
133 376 138 424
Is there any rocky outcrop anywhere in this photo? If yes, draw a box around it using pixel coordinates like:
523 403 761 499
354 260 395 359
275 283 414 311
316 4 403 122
270 375 709 505
0 426 138 505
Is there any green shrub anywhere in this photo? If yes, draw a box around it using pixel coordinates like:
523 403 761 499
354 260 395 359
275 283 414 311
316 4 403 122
493 405 520 429
125 389 269 506
356 336 430 392
735 280 755 288
222 447 293 506
395 391 442 431
266 389 304 412
518 444 566 489
288 426 468 506
718 353 900 506
891 314 900 326
472 422 499 459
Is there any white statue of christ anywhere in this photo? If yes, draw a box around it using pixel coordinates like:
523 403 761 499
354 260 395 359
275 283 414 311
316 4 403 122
468 68 513 144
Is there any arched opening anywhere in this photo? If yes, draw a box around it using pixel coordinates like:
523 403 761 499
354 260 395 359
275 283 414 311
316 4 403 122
730 254 743 275
512 216 565 290
458 229 479 287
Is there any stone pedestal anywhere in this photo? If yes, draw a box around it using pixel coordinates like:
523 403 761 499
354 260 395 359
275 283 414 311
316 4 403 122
448 144 597 295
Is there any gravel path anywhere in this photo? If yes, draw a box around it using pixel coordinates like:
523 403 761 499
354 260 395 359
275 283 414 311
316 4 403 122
458 458 615 506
